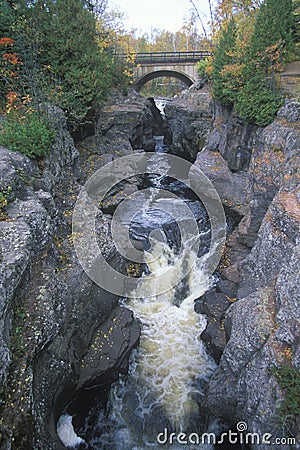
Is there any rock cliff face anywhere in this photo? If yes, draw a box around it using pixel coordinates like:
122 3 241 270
0 104 80 388
164 85 213 161
193 98 300 448
0 92 161 449
94 90 161 157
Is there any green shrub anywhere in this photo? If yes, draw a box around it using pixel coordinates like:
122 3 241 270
0 112 56 159
273 364 300 430
235 82 283 126
196 59 210 79
0 191 7 211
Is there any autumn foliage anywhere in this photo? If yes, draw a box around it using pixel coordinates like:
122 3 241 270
0 0 125 130
0 36 23 114
212 0 296 126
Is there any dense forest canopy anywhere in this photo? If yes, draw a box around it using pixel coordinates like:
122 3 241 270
0 0 298 152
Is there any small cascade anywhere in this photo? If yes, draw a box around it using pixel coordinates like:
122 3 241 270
82 241 217 449
122 243 216 437
57 97 220 449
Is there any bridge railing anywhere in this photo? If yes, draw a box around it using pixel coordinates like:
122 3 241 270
116 51 212 64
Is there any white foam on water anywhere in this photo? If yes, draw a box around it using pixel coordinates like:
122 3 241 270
124 241 217 431
57 414 85 448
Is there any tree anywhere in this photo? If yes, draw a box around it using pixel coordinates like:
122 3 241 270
0 1 14 37
211 0 295 125
15 0 117 128
0 0 125 129
235 0 294 125
180 10 205 50
212 18 239 104
213 0 261 26
291 0 300 49
249 0 294 88
251 0 294 59
188 0 208 39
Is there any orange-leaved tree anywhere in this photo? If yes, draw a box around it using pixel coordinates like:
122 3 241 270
0 37 23 112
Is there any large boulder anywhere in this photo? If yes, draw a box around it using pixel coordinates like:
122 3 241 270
96 90 161 155
164 86 213 161
194 148 248 214
205 101 256 171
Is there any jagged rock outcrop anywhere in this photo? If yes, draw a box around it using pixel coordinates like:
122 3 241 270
195 99 300 447
208 189 300 448
164 86 213 161
236 101 300 249
0 135 83 448
0 104 81 390
94 90 162 157
206 101 256 172
194 148 248 214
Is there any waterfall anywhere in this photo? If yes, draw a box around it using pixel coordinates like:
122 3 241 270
99 141 219 447
126 242 216 430
58 99 223 449
85 241 217 449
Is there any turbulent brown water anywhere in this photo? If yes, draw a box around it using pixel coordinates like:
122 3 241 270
57 109 221 450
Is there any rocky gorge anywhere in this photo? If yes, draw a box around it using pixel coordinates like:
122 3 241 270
0 84 299 450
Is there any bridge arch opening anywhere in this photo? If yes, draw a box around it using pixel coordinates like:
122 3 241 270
134 70 194 92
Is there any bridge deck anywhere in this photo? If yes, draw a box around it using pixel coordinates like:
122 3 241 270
117 51 211 64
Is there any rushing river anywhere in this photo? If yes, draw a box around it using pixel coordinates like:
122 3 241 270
58 101 222 450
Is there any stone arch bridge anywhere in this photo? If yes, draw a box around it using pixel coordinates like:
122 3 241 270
118 51 211 91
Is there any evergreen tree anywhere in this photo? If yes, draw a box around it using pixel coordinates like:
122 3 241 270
212 18 239 105
23 0 115 127
235 0 294 125
211 0 295 125
291 0 300 48
0 0 119 128
250 0 293 88
251 0 294 59
0 1 14 37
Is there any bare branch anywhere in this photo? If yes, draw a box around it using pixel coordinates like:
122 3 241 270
188 0 208 39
